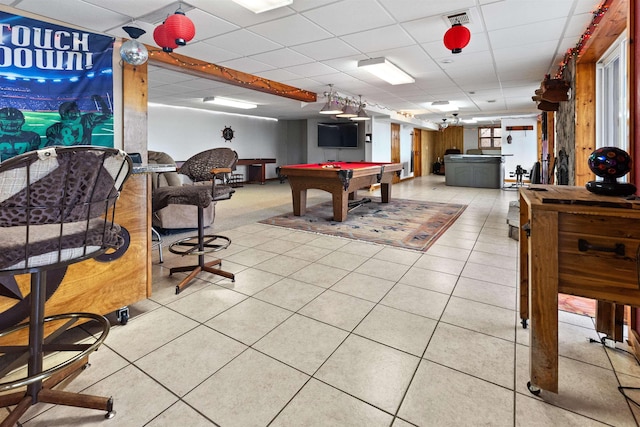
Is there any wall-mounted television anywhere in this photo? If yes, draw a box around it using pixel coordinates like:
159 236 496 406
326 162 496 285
317 121 359 148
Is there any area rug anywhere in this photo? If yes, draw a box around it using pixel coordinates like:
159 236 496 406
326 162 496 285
260 198 467 252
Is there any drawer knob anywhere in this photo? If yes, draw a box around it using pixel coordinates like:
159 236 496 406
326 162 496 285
578 238 625 256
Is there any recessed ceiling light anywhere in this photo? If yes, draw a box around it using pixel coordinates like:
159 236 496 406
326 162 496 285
441 59 454 64
232 0 292 13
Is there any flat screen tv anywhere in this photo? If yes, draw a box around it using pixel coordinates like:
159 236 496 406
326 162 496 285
317 121 358 148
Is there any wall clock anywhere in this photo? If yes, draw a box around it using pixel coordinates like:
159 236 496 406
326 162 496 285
222 126 235 142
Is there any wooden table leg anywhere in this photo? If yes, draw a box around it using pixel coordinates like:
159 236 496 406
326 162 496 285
333 191 348 222
380 182 391 203
291 188 307 216
528 209 559 393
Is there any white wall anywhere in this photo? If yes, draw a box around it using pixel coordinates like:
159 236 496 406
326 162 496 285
501 118 538 183
305 118 367 163
148 104 283 179
148 105 417 180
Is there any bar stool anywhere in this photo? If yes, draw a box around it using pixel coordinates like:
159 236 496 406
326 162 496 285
152 148 238 294
0 146 132 425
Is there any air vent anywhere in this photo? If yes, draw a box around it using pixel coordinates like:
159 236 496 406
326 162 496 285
443 8 479 27
446 11 470 25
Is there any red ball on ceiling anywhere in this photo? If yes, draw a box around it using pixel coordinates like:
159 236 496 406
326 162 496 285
164 11 195 46
443 23 471 54
153 23 178 52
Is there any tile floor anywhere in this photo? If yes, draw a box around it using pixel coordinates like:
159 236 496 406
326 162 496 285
4 176 640 426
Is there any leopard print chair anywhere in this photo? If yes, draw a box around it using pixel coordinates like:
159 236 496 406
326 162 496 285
152 147 238 294
0 146 131 425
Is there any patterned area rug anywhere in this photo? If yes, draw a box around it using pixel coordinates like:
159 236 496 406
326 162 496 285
260 198 467 252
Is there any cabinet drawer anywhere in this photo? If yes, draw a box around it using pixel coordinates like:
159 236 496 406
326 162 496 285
558 213 640 301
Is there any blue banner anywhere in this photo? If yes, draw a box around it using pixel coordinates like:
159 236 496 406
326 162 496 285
0 10 114 161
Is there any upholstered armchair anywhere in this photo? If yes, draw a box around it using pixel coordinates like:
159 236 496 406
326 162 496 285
148 151 214 231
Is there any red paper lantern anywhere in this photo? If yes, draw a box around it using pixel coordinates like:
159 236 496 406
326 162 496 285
164 11 195 46
153 23 178 52
443 23 471 54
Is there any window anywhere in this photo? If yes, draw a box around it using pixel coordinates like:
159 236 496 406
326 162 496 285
596 32 628 151
478 126 501 148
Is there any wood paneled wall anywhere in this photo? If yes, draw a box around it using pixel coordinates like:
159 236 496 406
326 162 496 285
434 126 464 161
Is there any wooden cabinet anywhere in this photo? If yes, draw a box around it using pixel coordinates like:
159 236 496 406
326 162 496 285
519 185 640 393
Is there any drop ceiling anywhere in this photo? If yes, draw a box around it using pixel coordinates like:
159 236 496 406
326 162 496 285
1 0 604 126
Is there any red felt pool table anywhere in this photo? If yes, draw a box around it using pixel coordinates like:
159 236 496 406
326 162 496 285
277 161 403 222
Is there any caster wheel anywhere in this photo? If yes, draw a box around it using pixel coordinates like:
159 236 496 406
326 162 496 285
527 381 541 396
175 285 180 295
521 319 528 329
116 307 129 325
105 410 116 419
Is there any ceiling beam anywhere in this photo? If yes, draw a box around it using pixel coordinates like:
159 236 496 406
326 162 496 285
146 46 317 103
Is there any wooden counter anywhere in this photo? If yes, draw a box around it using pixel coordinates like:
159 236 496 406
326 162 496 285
519 185 640 394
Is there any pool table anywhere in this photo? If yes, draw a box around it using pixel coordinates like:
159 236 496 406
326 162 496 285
277 161 403 222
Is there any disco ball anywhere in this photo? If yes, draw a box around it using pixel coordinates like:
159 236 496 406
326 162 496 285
586 147 636 196
119 39 148 66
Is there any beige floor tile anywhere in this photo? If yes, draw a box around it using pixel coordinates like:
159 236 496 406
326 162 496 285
288 262 350 288
271 379 393 426
354 304 437 356
430 234 476 250
184 349 308 427
167 284 247 322
413 253 465 275
337 240 384 257
253 314 348 375
217 233 272 248
135 325 247 396
255 226 297 239
315 335 420 413
317 250 369 271
206 298 291 345
468 249 517 270
216 267 283 295
307 235 350 250
278 230 322 244
515 393 610 426
441 296 516 341
515 344 636 426
253 254 311 276
399 266 458 295
474 240 519 257
23 364 178 427
452 276 517 310
223 247 278 267
372 247 422 266
146 401 216 426
330 271 396 302
253 277 325 311
558 310 595 329
380 284 449 320
607 345 640 379
105 306 199 361
283 244 333 262
556 321 610 369
424 322 515 389
253 237 302 254
425 243 471 262
398 360 514 426
354 258 410 282
461 261 517 287
299 289 375 331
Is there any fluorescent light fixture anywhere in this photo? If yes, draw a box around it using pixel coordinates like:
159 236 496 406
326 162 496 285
232 0 292 13
203 96 257 109
357 57 414 85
